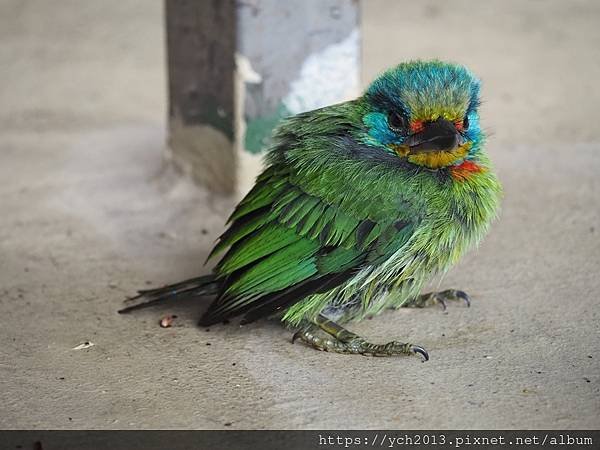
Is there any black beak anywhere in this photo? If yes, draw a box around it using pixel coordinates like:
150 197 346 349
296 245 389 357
405 118 464 153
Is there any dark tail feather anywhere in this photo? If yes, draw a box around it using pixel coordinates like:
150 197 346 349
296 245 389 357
118 274 219 314
239 269 357 325
198 268 357 327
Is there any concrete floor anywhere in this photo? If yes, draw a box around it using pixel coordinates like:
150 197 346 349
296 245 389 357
1 0 599 429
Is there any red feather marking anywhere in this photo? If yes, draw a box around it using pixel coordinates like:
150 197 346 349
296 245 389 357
451 160 484 181
410 120 424 133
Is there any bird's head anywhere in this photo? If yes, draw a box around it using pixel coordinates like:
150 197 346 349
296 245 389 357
361 61 483 170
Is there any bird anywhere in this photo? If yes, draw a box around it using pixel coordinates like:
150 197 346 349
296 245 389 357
120 60 502 361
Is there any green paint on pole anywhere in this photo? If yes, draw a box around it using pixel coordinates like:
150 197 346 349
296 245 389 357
244 104 290 154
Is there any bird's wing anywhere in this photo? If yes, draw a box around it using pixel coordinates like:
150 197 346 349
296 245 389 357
199 165 415 326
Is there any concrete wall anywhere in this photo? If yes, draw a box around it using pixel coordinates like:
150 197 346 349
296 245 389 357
166 0 360 195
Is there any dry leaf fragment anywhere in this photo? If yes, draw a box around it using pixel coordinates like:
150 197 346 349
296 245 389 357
159 315 177 328
72 341 94 350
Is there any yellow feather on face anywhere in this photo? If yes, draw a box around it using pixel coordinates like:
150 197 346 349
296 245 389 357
391 144 411 157
406 142 471 169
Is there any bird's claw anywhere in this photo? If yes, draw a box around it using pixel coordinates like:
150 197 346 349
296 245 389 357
407 289 471 311
453 289 471 307
410 344 430 362
437 296 448 312
291 328 306 344
438 289 471 308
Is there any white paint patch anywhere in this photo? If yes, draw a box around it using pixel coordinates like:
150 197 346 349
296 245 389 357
235 53 265 198
233 33 360 197
235 53 262 85
283 29 360 114
237 146 264 198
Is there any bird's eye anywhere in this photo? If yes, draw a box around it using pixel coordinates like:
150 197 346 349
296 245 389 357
387 112 408 133
463 116 470 131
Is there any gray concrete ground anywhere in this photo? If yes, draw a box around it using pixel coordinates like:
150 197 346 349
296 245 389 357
1 0 599 429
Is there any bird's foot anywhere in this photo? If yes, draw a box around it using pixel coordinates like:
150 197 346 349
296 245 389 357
404 289 470 312
292 315 428 360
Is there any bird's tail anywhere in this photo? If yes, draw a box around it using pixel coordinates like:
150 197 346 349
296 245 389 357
118 274 219 314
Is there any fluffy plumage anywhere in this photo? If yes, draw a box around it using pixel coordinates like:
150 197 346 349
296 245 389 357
125 60 502 331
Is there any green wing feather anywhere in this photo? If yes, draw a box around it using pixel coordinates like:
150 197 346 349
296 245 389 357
199 165 414 326
199 102 420 325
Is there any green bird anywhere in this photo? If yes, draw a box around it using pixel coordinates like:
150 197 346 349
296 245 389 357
121 60 502 360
